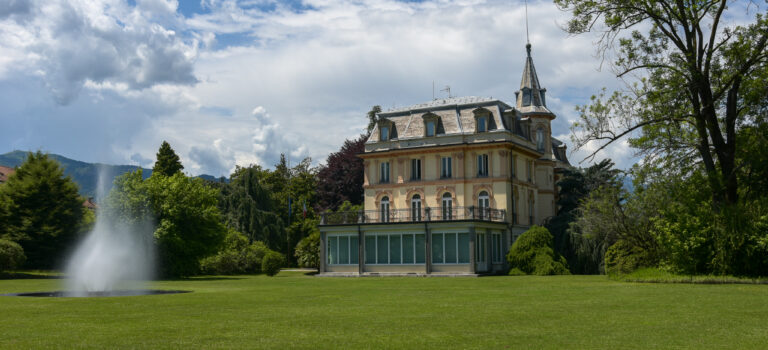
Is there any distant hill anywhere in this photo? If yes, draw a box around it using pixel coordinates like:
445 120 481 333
0 151 225 198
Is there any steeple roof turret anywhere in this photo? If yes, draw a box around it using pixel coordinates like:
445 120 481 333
515 44 555 118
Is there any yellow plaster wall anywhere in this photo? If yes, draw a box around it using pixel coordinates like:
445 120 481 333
361 144 558 226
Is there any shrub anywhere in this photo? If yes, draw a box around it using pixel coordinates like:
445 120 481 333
605 240 654 277
262 251 285 277
294 231 320 269
200 229 272 275
508 268 526 276
507 226 569 275
0 239 26 272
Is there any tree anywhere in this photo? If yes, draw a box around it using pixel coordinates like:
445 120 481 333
556 0 768 209
570 182 662 274
0 152 84 268
546 159 622 259
316 134 367 211
152 141 184 177
366 105 382 134
545 159 622 274
218 165 284 249
215 155 319 266
107 170 226 277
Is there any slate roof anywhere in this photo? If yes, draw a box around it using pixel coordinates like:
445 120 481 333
369 97 514 143
383 96 498 114
515 44 554 116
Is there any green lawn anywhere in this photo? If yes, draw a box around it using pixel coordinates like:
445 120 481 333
1 271 767 349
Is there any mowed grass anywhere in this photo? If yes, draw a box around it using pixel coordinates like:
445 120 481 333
1 272 768 349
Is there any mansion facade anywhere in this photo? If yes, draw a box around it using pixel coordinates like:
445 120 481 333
318 44 569 276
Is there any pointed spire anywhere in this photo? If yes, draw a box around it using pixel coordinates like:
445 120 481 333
515 43 553 117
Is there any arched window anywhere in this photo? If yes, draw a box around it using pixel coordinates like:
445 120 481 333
380 196 390 223
411 194 422 221
536 128 545 152
478 191 490 219
441 192 453 220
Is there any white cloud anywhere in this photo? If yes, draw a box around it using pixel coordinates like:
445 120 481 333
0 0 641 175
0 0 198 104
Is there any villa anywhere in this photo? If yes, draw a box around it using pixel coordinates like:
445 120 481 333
318 43 570 276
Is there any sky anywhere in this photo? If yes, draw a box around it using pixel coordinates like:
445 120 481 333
3 0 744 177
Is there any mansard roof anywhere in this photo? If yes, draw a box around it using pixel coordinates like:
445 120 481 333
381 96 504 115
368 96 518 143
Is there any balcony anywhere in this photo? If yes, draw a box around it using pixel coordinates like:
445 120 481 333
320 206 506 225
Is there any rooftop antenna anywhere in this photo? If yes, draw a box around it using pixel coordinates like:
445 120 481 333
441 85 452 98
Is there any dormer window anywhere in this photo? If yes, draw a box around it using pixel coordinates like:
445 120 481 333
473 108 494 133
522 87 531 106
478 117 487 132
380 125 389 141
422 113 440 137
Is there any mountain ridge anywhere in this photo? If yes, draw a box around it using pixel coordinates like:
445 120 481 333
0 150 224 197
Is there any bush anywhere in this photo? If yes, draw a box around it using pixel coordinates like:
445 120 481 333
605 240 654 277
200 229 272 275
507 226 569 275
508 268 526 276
0 239 26 272
294 231 320 269
262 251 285 277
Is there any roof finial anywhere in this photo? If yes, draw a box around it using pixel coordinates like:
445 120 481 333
525 0 530 46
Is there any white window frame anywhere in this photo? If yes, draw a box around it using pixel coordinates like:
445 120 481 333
478 191 490 219
411 195 422 221
477 154 489 177
431 231 471 265
441 193 453 220
327 233 358 265
426 121 436 137
365 233 425 265
441 156 452 178
491 232 503 264
380 196 390 223
411 159 421 181
380 162 390 183
476 232 486 263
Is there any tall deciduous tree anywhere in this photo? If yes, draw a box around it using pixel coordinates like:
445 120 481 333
218 165 285 249
107 170 226 277
152 141 184 177
546 159 622 273
316 135 366 211
556 0 768 209
0 151 84 268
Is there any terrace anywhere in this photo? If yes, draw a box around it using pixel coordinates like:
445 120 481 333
319 206 506 225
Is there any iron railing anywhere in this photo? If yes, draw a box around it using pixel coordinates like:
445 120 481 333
320 206 506 225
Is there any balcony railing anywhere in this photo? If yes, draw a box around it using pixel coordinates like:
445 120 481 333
320 206 506 225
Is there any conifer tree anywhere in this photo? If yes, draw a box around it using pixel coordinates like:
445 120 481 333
152 141 184 177
0 151 84 268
